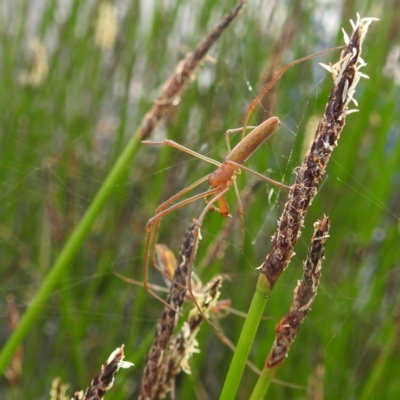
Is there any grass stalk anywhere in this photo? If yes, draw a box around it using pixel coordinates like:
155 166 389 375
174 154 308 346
139 221 199 399
219 276 270 400
0 132 142 375
219 15 377 399
249 367 277 400
250 216 330 399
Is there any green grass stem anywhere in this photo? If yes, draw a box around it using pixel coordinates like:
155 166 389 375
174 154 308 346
0 131 142 375
219 275 271 400
249 366 277 400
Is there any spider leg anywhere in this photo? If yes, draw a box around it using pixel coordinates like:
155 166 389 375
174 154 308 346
142 139 222 167
225 160 291 190
225 126 258 153
149 175 211 273
186 187 231 330
114 272 170 293
143 186 221 313
242 45 346 137
232 179 245 248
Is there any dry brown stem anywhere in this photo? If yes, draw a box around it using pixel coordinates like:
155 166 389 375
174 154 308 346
139 221 199 399
138 0 247 140
266 215 330 368
260 16 377 287
155 276 223 399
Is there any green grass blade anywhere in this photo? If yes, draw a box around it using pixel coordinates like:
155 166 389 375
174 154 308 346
0 131 142 374
249 366 277 400
219 275 270 400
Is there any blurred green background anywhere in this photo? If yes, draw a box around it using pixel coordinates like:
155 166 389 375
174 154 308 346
0 0 399 398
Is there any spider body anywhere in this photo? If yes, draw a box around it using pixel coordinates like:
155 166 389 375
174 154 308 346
207 116 281 218
141 116 286 313
207 163 237 217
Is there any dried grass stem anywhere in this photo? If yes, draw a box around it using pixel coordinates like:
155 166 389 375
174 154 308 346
261 18 374 287
139 0 247 139
139 221 198 399
266 216 330 368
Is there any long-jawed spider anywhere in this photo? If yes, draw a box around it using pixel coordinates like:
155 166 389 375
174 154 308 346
142 45 344 318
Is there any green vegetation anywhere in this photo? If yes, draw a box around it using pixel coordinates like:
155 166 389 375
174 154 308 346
0 1 399 398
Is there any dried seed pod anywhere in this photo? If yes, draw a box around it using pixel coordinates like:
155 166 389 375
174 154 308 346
261 15 378 288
